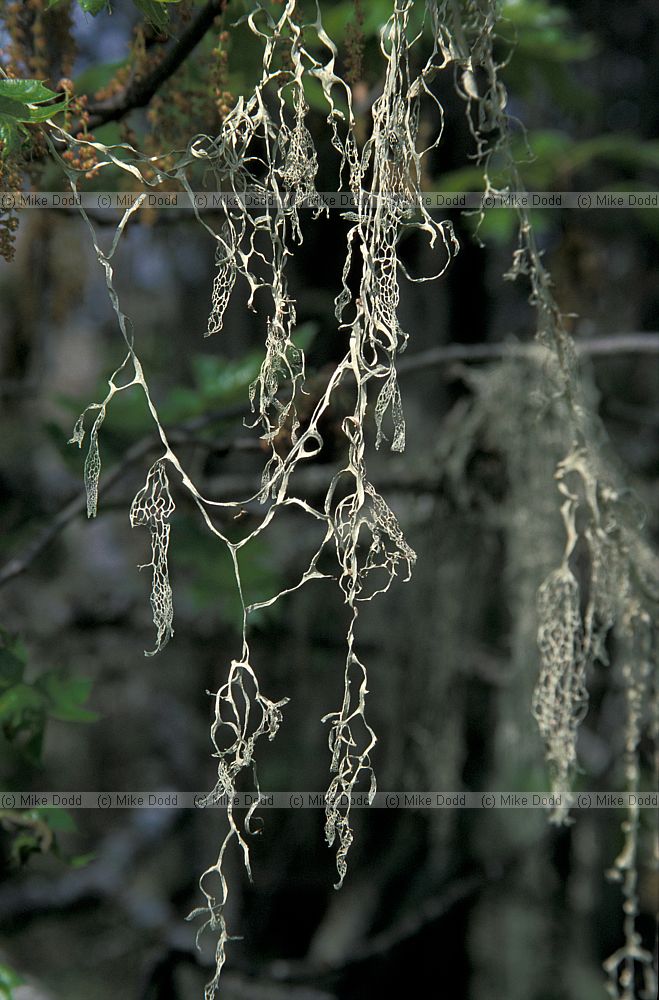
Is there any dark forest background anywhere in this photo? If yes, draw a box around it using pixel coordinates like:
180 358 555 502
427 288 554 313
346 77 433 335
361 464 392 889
0 1 658 998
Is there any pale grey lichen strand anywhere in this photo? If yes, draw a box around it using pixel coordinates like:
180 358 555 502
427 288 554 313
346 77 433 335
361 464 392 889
533 563 586 808
187 658 288 999
49 1 449 988
129 460 176 656
46 1 658 997
69 403 104 518
451 3 658 991
206 229 237 337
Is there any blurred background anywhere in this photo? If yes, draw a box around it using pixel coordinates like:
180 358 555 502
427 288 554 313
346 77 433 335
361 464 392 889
0 1 658 997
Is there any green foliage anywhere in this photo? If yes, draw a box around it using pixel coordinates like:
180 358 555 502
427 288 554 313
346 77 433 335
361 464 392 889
440 129 659 191
14 805 95 867
501 0 595 61
175 516 283 626
0 79 67 158
165 322 318 421
0 806 93 868
163 352 266 424
32 806 78 833
0 627 97 766
34 672 99 725
134 0 182 32
77 0 110 13
0 963 22 1000
47 0 182 19
0 80 66 106
436 126 659 243
497 0 596 115
1 3 657 997
57 323 318 446
73 60 127 97
47 0 107 12
322 0 394 39
0 628 97 872
0 631 26 692
0 684 45 764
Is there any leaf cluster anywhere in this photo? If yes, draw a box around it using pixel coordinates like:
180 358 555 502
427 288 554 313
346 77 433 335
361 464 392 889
0 79 67 158
47 0 183 32
0 626 98 767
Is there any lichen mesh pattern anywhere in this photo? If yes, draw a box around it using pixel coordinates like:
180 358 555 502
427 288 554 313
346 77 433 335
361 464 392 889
41 0 658 995
451 4 658 992
206 232 237 338
533 565 586 800
129 460 175 656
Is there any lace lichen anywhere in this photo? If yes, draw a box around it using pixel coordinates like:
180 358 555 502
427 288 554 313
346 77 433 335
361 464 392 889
43 1 658 997
130 460 176 657
448 2 659 991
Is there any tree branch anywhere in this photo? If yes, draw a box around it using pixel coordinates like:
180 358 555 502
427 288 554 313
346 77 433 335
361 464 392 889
0 808 179 925
1 332 658 591
256 872 482 985
0 400 248 590
396 332 659 376
86 1 228 131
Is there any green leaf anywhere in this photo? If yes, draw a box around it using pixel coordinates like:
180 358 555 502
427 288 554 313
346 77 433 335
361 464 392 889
0 628 27 690
567 135 659 172
36 671 99 724
0 962 23 999
9 830 40 866
193 352 263 400
78 0 110 14
0 118 19 157
0 97 32 122
292 321 319 353
0 117 31 158
0 684 46 764
0 651 24 691
69 851 97 869
0 94 67 126
31 806 78 833
134 0 171 31
13 104 65 124
0 684 45 722
0 79 68 128
1 631 27 666
0 79 62 104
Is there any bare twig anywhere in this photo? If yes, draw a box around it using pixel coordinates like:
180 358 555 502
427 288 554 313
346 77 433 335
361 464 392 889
0 401 248 590
396 332 659 376
259 872 482 984
0 808 178 924
1 332 658 590
260 836 549 986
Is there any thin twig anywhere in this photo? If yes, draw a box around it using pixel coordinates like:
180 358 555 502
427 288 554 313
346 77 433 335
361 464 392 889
0 808 179 924
261 873 482 984
396 332 659 375
1 333 658 589
0 401 248 589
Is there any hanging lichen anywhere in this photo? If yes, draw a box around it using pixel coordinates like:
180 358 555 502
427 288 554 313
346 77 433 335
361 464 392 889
129 460 176 656
16 1 654 997
443 2 659 992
